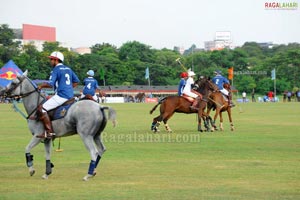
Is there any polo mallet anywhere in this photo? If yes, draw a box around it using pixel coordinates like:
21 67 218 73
236 102 244 113
55 137 64 152
176 58 188 71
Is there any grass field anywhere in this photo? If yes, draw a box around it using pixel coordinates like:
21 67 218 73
0 102 299 200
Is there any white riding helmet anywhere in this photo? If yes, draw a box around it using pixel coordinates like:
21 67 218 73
87 70 95 77
48 51 64 62
188 70 196 77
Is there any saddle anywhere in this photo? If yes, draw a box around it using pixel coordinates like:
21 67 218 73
47 98 76 121
80 94 97 102
220 92 228 102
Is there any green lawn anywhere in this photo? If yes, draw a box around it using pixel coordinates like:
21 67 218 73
0 102 299 200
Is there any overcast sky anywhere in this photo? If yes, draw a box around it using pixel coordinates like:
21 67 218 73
1 0 299 49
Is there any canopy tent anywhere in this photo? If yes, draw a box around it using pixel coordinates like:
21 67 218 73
0 60 23 87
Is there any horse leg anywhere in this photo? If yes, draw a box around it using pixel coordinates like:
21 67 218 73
207 115 215 132
163 112 174 133
203 115 211 132
93 134 107 176
25 136 43 176
81 135 99 181
206 108 215 132
197 112 204 132
227 109 234 131
219 112 224 131
151 115 162 133
213 109 220 131
41 139 54 179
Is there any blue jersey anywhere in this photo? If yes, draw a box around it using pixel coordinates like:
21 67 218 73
178 79 186 96
212 75 229 90
48 64 80 99
83 77 99 96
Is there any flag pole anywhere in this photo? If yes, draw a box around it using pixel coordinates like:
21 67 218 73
274 76 276 101
272 68 276 101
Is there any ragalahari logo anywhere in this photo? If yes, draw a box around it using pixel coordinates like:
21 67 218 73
265 2 298 10
0 71 17 80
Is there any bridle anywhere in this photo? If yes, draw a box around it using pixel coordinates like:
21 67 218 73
194 78 218 102
4 76 46 119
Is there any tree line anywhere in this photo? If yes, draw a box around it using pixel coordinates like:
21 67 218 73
1 24 299 94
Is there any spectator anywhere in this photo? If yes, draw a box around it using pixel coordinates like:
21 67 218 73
251 90 256 102
296 90 300 102
283 90 287 102
287 91 292 102
268 91 273 101
242 91 246 102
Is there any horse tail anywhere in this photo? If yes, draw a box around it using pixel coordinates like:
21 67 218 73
101 106 117 127
149 97 167 114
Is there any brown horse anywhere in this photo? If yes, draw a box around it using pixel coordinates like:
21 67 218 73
135 92 145 103
149 77 218 132
206 83 234 131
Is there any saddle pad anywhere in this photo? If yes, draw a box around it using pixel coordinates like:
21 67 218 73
52 103 73 120
49 98 75 121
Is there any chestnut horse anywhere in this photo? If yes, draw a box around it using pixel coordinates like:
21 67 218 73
206 83 234 131
149 77 218 132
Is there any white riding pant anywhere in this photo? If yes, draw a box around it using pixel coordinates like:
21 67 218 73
42 94 68 113
81 94 98 101
183 91 198 98
220 88 229 96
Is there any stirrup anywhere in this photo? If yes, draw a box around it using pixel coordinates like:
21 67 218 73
189 106 199 111
36 132 55 139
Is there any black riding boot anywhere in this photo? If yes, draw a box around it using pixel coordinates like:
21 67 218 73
36 112 55 139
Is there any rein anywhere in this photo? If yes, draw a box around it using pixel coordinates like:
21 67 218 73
6 76 45 120
12 100 27 119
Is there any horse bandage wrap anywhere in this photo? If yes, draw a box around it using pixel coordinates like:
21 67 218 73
46 160 54 175
25 153 34 167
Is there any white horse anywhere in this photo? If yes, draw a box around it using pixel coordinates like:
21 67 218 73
0 71 116 181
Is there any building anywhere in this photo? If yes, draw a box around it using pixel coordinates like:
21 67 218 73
257 42 273 48
204 31 234 51
71 47 91 55
173 46 185 55
13 24 57 51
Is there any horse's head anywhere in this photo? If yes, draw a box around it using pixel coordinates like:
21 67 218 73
0 70 30 97
223 83 231 90
194 76 218 95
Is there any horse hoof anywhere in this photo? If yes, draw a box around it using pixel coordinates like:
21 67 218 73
83 174 94 181
29 167 35 176
41 174 48 180
30 169 35 176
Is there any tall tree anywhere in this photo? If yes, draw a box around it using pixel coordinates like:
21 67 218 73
0 24 20 63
